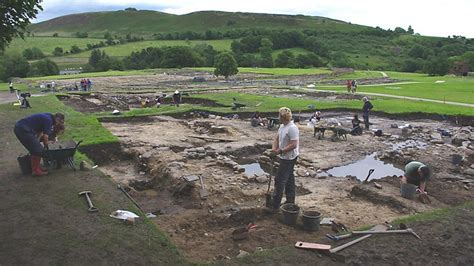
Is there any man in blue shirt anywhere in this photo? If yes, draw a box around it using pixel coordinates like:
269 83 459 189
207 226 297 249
14 113 65 176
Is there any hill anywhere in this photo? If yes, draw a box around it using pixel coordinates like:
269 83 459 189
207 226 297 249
29 10 369 37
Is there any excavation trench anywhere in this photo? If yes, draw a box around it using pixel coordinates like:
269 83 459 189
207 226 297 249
77 112 474 262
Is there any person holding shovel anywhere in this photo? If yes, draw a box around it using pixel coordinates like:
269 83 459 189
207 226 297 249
13 113 65 176
268 107 300 212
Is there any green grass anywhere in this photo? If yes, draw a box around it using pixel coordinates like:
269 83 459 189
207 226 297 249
29 10 368 38
65 39 234 58
190 92 473 116
393 200 474 224
4 37 104 56
318 74 474 104
0 82 29 92
0 95 118 146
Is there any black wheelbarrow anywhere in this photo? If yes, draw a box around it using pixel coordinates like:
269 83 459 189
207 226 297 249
42 140 82 171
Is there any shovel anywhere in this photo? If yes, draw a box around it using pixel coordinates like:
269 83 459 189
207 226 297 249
265 175 273 207
363 169 375 183
198 175 208 200
265 163 275 208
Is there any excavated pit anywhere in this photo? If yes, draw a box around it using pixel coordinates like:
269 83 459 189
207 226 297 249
81 112 474 262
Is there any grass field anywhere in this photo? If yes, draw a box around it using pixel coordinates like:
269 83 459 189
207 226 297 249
93 91 473 118
190 92 473 116
0 82 29 92
65 39 234 58
4 37 104 56
318 74 474 104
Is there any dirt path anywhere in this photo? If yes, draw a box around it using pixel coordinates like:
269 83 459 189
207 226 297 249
0 91 18 104
0 101 186 264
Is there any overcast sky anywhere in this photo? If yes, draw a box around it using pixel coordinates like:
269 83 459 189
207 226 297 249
34 0 473 38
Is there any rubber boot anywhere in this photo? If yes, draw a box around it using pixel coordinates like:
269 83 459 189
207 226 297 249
31 155 48 176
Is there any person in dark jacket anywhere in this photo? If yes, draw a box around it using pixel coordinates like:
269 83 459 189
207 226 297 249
14 113 65 176
350 114 362 135
173 90 182 107
362 97 373 130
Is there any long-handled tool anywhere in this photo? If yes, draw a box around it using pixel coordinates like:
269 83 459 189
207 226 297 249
117 184 144 212
78 191 98 212
329 234 372 253
351 228 421 239
363 169 375 183
198 175 208 200
327 224 389 241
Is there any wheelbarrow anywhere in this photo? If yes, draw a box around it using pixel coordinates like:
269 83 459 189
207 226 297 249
43 140 82 171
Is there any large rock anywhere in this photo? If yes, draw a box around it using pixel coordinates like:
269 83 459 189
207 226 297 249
464 168 474 176
452 133 469 146
431 132 442 141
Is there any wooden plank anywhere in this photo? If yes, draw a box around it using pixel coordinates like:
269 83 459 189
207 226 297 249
294 242 331 251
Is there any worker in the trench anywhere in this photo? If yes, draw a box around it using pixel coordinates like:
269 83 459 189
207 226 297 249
401 161 431 194
173 90 182 107
362 96 373 130
268 107 300 212
13 113 65 176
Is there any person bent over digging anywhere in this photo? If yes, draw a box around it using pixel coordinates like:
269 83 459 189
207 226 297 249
267 107 300 212
401 161 431 195
14 113 65 176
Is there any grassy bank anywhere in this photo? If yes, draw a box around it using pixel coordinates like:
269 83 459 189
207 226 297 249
0 95 187 265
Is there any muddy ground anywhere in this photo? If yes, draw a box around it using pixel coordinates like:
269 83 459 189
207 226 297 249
88 110 474 262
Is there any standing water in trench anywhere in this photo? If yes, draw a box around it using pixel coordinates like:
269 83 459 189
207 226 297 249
243 163 267 176
326 153 404 181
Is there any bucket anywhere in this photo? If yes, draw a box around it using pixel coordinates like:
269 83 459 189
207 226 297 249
17 154 32 175
280 203 300 226
302 210 321 231
400 183 417 199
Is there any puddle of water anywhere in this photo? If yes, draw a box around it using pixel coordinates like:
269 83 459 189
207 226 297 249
242 163 266 176
391 140 427 150
326 153 404 181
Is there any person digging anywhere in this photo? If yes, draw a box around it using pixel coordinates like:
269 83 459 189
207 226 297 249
13 113 65 176
401 161 432 203
266 107 300 213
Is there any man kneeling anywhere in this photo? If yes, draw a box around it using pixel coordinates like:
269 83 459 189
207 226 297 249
401 161 431 194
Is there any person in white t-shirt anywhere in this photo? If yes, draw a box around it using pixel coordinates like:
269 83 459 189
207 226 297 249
269 107 300 211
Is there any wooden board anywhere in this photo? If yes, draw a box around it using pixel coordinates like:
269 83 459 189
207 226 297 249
295 242 331 251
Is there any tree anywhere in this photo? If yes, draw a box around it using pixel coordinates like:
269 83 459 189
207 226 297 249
214 52 238 79
408 44 427 59
259 38 273 68
52 47 63 56
401 59 421 73
70 45 81 54
0 0 43 51
407 25 414 34
296 53 324 68
424 55 449 76
275 50 296 68
22 47 44 60
0 53 30 79
29 59 59 76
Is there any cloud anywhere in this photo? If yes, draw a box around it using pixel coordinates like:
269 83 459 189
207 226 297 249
35 0 474 37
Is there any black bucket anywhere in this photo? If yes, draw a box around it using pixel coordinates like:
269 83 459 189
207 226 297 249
17 154 31 175
302 210 321 231
280 203 300 226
